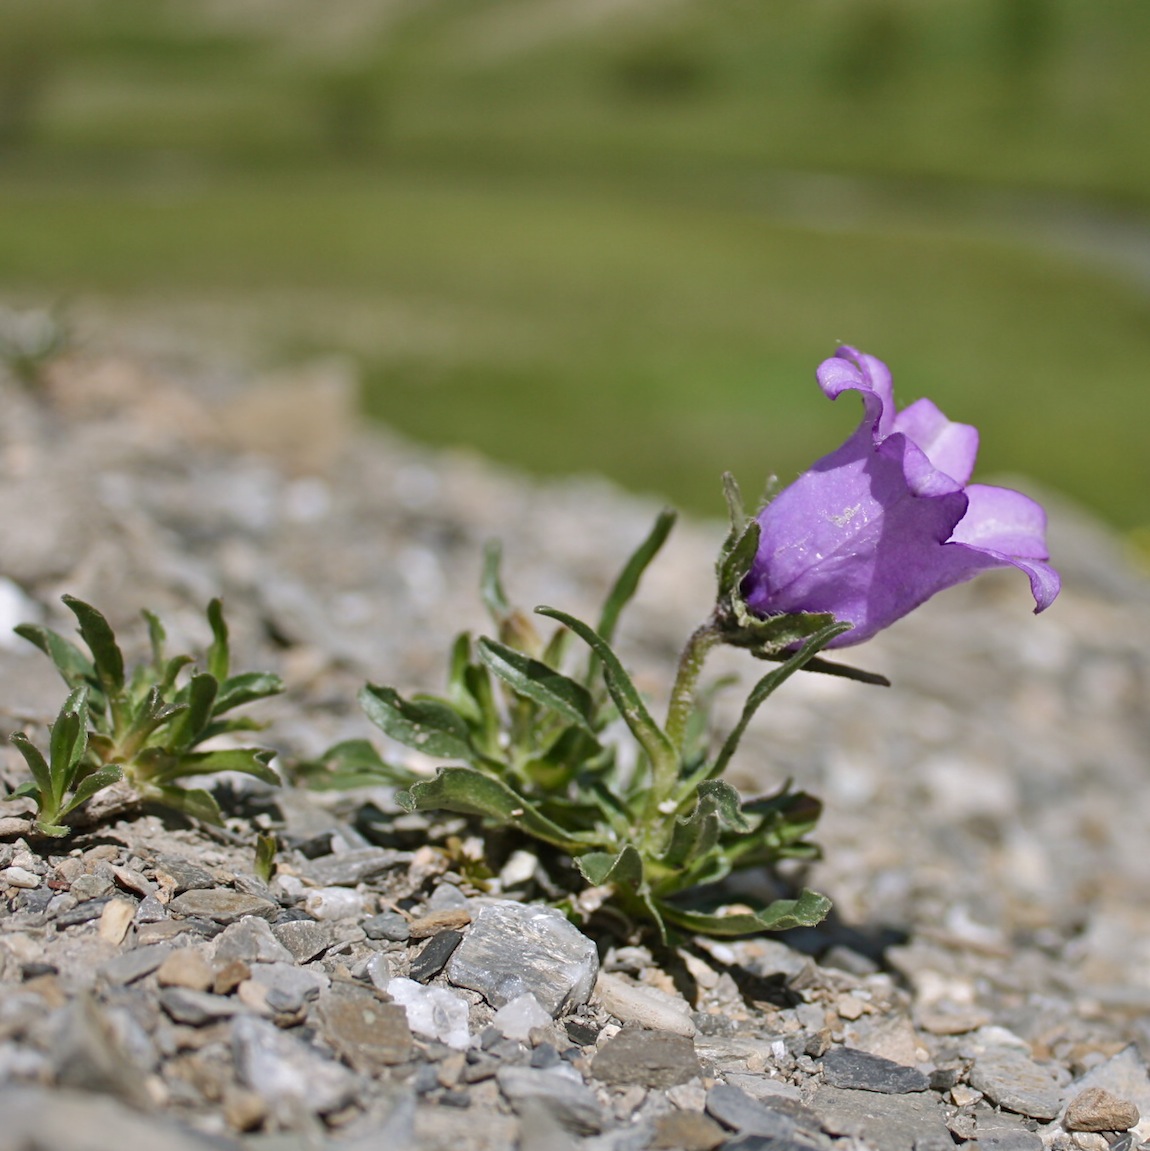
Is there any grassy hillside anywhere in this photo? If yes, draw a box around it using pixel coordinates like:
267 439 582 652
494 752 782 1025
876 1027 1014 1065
1 0 1148 528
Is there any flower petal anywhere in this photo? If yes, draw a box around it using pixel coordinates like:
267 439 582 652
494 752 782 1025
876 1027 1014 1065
816 346 896 440
891 398 979 486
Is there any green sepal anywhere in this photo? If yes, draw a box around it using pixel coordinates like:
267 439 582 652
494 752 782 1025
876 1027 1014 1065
656 887 832 937
359 683 474 761
535 606 675 776
597 509 676 646
397 765 596 852
63 595 125 692
717 518 760 600
59 764 124 817
766 654 890 687
477 637 594 733
577 844 643 889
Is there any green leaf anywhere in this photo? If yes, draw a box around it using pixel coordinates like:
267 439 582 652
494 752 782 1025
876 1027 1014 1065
14 623 96 691
597 509 676 646
576 844 643 889
150 748 280 787
656 888 832 937
151 785 223 825
6 780 40 802
63 596 125 691
32 820 70 839
11 733 55 816
477 637 594 732
59 764 124 817
480 541 511 622
535 606 675 776
300 738 419 789
254 832 277 883
206 598 230 682
708 621 851 781
143 609 167 674
360 683 474 761
214 672 284 715
398 766 595 851
167 673 219 752
662 780 750 870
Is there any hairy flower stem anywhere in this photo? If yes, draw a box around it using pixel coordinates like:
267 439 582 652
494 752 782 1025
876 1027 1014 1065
664 619 720 759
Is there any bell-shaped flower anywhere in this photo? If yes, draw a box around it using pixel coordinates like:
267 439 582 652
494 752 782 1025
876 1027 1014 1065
741 346 1060 646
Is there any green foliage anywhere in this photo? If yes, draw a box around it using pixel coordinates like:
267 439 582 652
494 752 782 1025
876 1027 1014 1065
11 597 284 830
9 688 122 837
347 503 878 941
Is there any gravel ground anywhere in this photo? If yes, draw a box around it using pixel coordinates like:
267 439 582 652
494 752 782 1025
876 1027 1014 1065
0 329 1148 1151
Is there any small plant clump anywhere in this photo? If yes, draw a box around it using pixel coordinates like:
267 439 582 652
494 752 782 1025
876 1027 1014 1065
8 596 284 835
0 346 1059 943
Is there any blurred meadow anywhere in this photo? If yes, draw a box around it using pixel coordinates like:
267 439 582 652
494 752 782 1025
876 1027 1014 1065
1 0 1149 530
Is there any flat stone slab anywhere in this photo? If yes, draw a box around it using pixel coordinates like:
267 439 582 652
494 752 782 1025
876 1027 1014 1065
447 900 598 1015
812 1084 953 1151
167 889 278 925
820 1046 929 1094
968 1047 1064 1120
591 1027 701 1088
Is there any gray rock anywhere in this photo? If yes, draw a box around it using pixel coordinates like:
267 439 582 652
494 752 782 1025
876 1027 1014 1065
812 1084 953 1151
0 1086 230 1151
705 1083 805 1140
967 1114 1044 1151
212 915 294 964
245 961 328 1009
1065 1086 1140 1132
497 1065 605 1135
820 1046 929 1094
968 1046 1064 1120
410 929 463 982
232 1014 358 1118
591 1027 700 1089
168 889 278 925
364 911 411 942
318 986 414 1071
271 917 331 962
159 986 244 1025
297 846 408 887
99 944 173 986
51 994 154 1109
153 855 216 893
448 900 598 1014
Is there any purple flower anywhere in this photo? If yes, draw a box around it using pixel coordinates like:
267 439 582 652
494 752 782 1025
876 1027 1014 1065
741 346 1060 647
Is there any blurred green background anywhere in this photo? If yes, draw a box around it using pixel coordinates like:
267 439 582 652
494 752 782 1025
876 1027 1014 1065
2 0 1148 530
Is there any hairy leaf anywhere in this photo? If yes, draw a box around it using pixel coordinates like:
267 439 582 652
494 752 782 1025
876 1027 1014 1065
577 844 643 889
206 598 230 682
657 888 832 937
360 684 474 761
597 509 675 645
398 766 594 851
477 637 594 732
63 596 125 692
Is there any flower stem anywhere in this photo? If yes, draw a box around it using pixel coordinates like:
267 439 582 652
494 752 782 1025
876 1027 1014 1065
664 618 719 757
